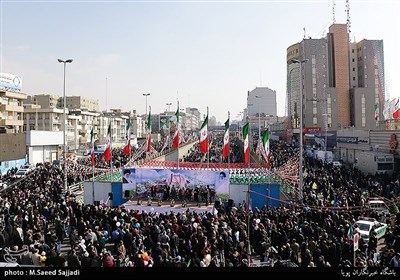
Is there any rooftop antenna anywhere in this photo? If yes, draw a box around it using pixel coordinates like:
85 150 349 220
346 0 351 38
303 27 306 39
332 0 336 23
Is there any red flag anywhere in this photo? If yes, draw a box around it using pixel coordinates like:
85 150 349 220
243 123 249 164
173 106 180 149
123 119 131 155
199 115 208 153
147 109 152 152
104 123 111 161
222 118 229 158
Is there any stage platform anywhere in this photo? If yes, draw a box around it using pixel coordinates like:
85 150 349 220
123 199 214 213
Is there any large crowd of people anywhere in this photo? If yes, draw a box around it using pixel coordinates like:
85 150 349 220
0 132 399 268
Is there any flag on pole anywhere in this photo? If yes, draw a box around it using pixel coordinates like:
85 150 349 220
123 119 131 155
147 108 152 152
346 226 353 242
222 118 230 158
262 128 270 170
200 115 208 153
243 123 249 164
374 103 379 121
90 127 95 166
104 123 111 161
393 98 400 119
173 105 180 149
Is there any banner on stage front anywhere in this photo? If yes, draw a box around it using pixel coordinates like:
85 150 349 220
122 167 229 199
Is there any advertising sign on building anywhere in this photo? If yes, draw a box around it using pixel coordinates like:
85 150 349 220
0 73 22 92
303 127 321 133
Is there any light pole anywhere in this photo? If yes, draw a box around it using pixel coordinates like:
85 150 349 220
291 58 308 202
166 102 172 112
143 93 150 115
58 58 73 194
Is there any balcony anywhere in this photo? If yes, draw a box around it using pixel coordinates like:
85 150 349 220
0 104 24 112
0 118 23 126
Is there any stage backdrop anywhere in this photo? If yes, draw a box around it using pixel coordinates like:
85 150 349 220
122 167 229 199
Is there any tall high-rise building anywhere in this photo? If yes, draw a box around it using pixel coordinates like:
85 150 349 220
286 23 385 131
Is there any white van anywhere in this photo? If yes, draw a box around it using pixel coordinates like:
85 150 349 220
366 197 390 216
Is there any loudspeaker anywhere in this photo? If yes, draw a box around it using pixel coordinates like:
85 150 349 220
228 199 234 208
108 192 113 200
124 190 130 198
94 201 100 206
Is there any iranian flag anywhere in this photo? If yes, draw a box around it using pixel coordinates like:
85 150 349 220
104 123 112 162
346 226 353 243
172 106 180 149
262 129 270 170
147 108 152 152
393 98 400 119
222 118 230 158
123 119 131 155
200 115 208 153
374 103 379 121
90 127 95 166
243 123 249 164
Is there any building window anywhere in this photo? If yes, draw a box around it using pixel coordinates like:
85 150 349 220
353 77 356 81
352 49 355 53
353 68 355 71
352 58 355 62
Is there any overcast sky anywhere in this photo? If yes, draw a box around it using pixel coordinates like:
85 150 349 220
1 0 399 123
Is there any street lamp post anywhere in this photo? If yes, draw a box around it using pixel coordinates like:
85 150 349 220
143 93 150 117
166 102 172 112
58 58 73 194
291 58 308 202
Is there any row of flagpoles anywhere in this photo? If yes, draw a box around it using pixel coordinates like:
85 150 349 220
88 101 271 171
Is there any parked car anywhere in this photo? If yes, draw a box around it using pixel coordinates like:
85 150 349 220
332 161 342 167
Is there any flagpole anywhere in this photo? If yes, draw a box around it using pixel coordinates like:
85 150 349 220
129 115 132 160
177 101 180 169
267 125 271 207
91 120 95 204
110 120 113 181
353 238 356 267
207 107 209 169
245 122 251 264
147 106 151 159
228 111 230 166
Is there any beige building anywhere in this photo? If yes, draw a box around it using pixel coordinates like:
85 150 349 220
24 104 66 132
0 89 27 133
26 94 60 109
65 96 99 112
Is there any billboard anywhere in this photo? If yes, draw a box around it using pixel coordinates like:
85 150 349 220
159 115 178 132
0 73 22 92
122 167 229 199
